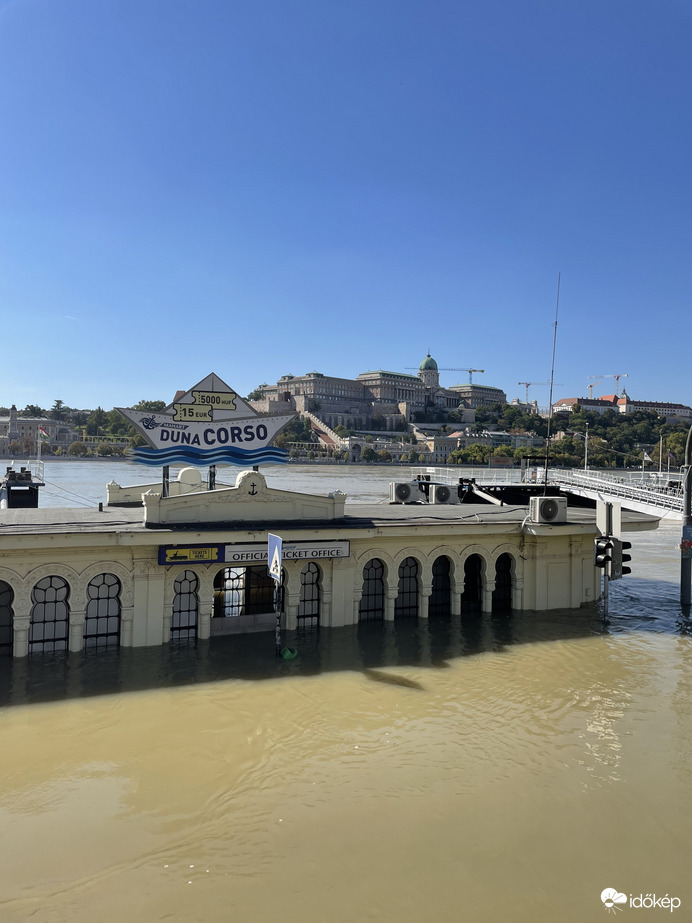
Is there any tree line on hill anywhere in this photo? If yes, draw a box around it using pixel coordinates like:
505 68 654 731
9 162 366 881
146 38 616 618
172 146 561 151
3 399 690 468
272 405 692 468
470 404 691 469
1 400 165 457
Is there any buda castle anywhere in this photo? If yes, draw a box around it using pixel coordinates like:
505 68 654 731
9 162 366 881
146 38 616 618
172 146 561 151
249 355 507 431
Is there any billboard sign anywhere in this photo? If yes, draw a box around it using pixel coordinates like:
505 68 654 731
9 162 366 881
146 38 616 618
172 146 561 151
117 373 296 467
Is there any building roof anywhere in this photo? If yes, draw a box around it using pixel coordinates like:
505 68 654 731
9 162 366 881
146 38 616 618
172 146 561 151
0 500 658 537
419 354 438 371
357 370 423 382
449 383 505 392
553 396 617 408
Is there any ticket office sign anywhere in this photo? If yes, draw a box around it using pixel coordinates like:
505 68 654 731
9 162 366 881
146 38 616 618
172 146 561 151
159 541 350 567
225 541 350 564
158 545 225 565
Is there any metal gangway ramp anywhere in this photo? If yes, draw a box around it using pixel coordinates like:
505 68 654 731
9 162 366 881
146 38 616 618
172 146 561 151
551 470 683 518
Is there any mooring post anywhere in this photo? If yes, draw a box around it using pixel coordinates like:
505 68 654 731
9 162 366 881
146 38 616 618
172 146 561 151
274 583 282 657
681 426 692 606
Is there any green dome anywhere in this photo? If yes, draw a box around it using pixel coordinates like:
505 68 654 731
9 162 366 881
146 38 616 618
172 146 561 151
419 354 438 371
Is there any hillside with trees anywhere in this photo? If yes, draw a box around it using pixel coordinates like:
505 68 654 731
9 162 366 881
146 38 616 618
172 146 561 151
462 404 690 469
8 397 691 469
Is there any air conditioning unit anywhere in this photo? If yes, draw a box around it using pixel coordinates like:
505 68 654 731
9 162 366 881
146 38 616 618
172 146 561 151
529 496 567 524
430 484 460 505
390 482 423 504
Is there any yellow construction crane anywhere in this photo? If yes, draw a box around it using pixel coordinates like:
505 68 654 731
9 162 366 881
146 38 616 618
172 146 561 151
517 381 553 403
588 373 629 394
448 368 484 384
407 365 485 383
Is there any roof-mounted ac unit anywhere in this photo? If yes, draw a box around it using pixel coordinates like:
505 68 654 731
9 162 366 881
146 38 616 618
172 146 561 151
529 496 567 524
390 482 423 504
430 484 460 505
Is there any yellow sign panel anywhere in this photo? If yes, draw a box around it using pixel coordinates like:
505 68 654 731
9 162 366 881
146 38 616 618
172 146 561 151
173 403 213 422
192 389 237 411
164 547 220 563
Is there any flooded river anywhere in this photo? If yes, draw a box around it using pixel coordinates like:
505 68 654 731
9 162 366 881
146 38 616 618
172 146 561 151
1 462 690 922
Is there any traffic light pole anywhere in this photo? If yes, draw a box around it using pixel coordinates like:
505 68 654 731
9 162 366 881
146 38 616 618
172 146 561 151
594 521 614 621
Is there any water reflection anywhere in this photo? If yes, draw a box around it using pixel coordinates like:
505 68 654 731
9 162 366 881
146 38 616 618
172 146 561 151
3 582 691 709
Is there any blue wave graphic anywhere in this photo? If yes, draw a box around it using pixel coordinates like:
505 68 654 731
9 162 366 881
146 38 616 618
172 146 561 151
132 445 289 467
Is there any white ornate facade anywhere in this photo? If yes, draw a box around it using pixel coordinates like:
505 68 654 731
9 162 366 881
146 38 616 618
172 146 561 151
0 469 655 659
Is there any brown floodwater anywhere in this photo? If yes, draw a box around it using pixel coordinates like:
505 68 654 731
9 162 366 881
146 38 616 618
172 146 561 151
1 465 690 921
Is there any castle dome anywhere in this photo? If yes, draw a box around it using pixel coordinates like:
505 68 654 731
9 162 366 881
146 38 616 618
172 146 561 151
419 354 438 372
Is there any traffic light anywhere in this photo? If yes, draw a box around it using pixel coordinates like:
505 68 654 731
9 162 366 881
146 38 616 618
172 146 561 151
610 538 632 580
594 536 614 571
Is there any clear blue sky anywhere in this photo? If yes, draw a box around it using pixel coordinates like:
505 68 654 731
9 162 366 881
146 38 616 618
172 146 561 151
1 0 690 413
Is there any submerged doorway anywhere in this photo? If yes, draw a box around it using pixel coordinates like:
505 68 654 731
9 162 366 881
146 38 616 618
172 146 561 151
212 565 279 634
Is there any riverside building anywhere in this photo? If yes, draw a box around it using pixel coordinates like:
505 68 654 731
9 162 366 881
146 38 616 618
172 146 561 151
0 465 657 659
0 371 656 661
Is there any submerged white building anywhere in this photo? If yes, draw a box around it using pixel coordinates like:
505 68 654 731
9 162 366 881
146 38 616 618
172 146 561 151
0 467 657 659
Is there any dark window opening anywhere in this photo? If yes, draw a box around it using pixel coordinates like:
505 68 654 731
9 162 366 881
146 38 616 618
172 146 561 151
359 559 385 622
30 575 69 655
84 573 121 650
298 562 320 629
461 555 483 613
492 553 513 611
429 556 451 617
0 580 14 658
395 557 419 619
172 569 199 642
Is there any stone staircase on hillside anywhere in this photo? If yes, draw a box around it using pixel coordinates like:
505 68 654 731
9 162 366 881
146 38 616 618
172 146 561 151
301 411 344 449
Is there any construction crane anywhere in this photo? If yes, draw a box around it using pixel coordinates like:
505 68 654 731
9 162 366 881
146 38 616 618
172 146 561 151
406 365 485 383
517 381 553 403
589 373 628 394
586 381 601 398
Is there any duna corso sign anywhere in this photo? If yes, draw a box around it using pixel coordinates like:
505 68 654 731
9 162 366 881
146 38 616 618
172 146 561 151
117 373 296 467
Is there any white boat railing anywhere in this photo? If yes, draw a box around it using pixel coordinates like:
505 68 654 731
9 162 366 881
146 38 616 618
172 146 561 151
3 459 44 482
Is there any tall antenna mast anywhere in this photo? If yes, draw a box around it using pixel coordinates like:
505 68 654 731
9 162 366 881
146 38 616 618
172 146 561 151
543 273 561 493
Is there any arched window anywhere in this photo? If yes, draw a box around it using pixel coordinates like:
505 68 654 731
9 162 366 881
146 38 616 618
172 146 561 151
461 555 483 613
213 566 277 619
30 576 69 655
492 554 513 611
359 559 385 622
172 570 198 642
298 562 320 628
429 556 451 617
84 573 122 649
245 567 276 615
395 557 419 619
214 567 243 618
0 580 14 658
